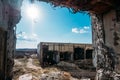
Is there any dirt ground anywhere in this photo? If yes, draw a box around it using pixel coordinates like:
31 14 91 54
13 56 95 80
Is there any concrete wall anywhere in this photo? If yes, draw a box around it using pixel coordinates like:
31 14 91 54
0 28 7 80
103 10 120 73
39 42 92 52
92 9 120 79
0 0 22 79
37 42 93 66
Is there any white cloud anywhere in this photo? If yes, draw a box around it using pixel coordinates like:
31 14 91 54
72 26 90 34
84 26 90 29
79 29 88 33
16 32 39 42
72 28 79 33
32 33 37 37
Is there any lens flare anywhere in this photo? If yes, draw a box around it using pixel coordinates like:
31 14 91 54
26 4 39 19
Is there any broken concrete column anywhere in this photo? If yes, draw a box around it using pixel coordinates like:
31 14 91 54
70 53 73 61
84 47 86 60
6 27 16 79
56 52 60 63
92 14 110 80
40 43 43 65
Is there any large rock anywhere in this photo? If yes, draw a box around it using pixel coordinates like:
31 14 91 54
19 74 32 80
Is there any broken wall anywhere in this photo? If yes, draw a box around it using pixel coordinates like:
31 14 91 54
103 10 120 73
92 10 120 79
0 29 7 80
0 0 22 79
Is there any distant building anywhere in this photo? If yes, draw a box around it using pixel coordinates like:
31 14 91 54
37 42 93 66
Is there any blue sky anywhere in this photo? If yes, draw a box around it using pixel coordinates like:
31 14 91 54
16 0 92 49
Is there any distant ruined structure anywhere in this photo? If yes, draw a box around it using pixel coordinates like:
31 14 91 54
37 42 93 66
0 0 120 80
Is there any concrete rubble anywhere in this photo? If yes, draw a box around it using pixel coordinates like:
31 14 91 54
19 74 32 80
57 61 79 68
13 57 93 80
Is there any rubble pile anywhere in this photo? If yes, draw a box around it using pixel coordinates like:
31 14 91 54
13 58 81 80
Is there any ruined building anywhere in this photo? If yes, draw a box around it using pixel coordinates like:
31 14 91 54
37 42 93 66
0 0 120 80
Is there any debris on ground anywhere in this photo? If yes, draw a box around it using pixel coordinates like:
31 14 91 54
13 58 81 80
13 57 95 80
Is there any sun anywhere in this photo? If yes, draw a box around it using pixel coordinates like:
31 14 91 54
26 4 39 20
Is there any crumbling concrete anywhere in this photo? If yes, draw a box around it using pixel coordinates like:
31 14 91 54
0 0 22 79
92 12 120 80
37 42 93 66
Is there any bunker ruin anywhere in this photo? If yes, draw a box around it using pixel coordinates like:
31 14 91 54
37 42 93 66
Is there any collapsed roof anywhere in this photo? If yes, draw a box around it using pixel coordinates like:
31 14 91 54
37 0 119 14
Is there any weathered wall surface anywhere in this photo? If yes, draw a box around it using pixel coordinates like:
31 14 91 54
0 0 22 79
0 29 7 80
38 42 93 66
103 10 120 73
92 10 120 80
39 42 92 52
92 14 113 80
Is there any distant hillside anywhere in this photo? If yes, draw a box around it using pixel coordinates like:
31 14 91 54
15 48 37 58
16 48 37 51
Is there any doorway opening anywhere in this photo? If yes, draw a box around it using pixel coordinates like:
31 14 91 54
86 49 93 59
60 52 71 61
74 47 84 60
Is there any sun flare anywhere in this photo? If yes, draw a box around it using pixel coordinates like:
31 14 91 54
26 4 40 19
